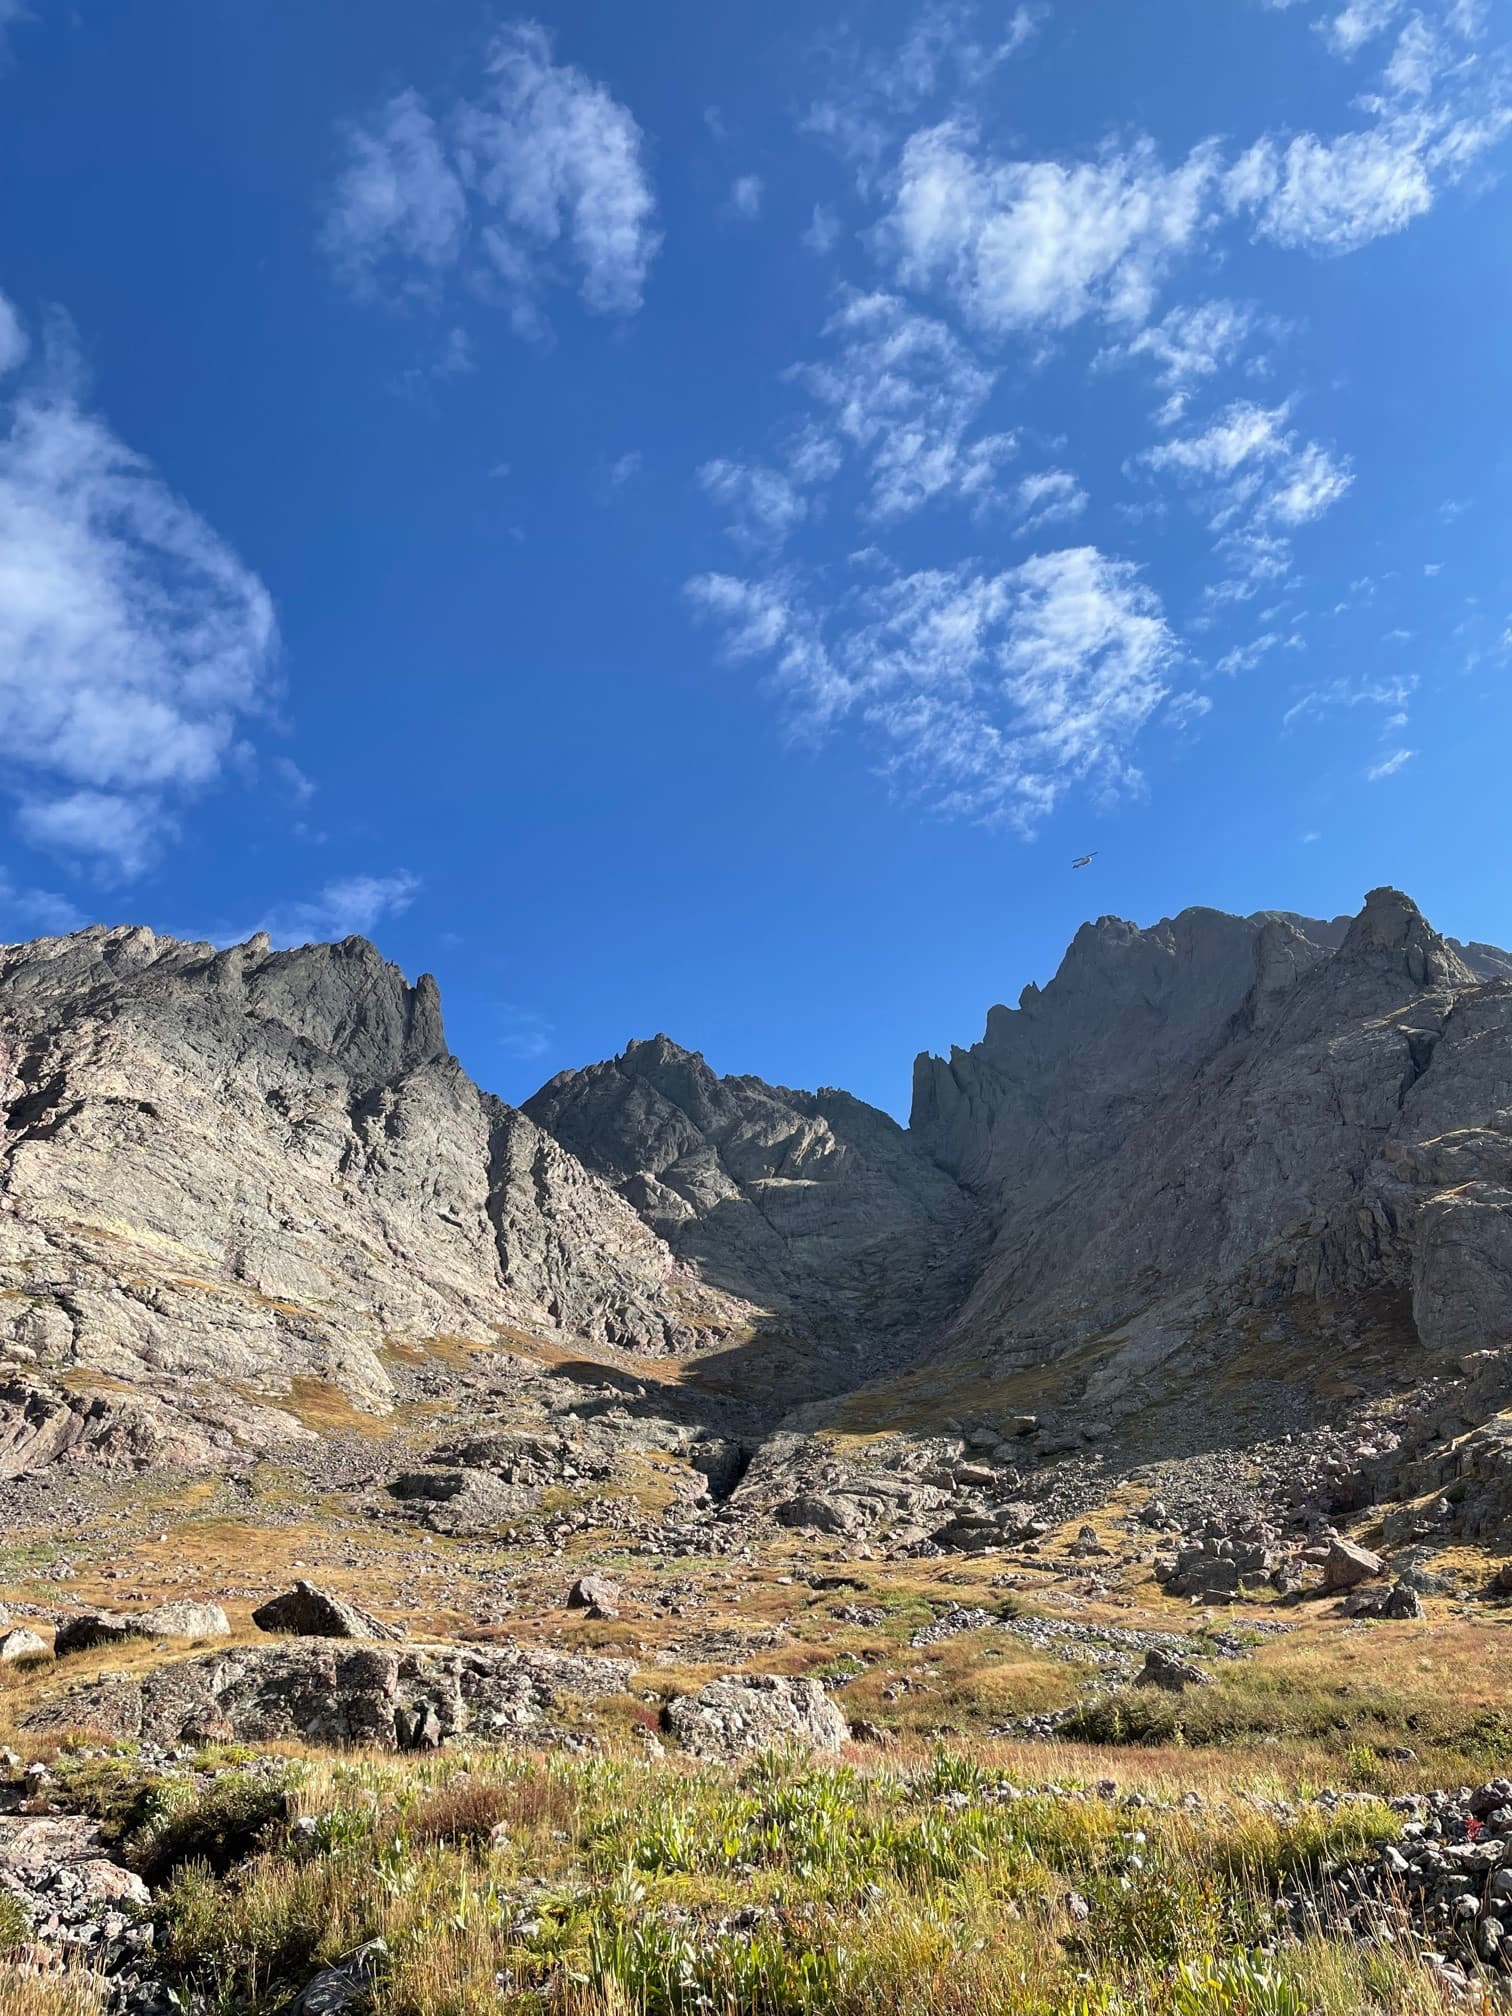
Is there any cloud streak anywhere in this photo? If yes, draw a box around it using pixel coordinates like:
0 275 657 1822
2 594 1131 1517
689 547 1178 829
324 20 660 337
0 298 279 880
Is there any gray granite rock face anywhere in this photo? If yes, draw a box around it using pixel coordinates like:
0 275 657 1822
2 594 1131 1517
3 890 1511 1530
662 1673 849 1758
910 889 1512 1393
25 1641 634 1749
524 1034 986 1391
0 927 745 1468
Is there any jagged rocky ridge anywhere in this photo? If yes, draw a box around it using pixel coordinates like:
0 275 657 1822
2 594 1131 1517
2 888 1510 1528
911 889 1512 1371
0 927 745 1469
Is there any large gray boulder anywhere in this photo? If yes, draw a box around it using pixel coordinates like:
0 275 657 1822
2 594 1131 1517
26 1640 634 1750
663 1674 849 1759
252 1582 401 1643
54 1601 230 1656
1322 1539 1387 1592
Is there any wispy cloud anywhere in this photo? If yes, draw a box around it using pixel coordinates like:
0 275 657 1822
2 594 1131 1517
0 868 85 938
698 459 810 552
1282 672 1416 726
0 296 278 881
1367 746 1416 778
882 126 1220 336
1099 300 1268 423
500 1002 552 1061
789 291 1017 519
727 174 764 220
595 449 643 501
323 20 660 338
1141 399 1352 595
1226 103 1509 253
803 205 841 254
689 547 1177 830
217 871 422 949
1319 0 1401 57
804 1 1046 187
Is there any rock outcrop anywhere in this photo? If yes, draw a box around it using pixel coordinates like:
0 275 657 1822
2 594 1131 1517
662 1673 849 1758
524 1035 985 1391
0 927 748 1472
25 1640 634 1749
2 889 1511 1547
251 1582 400 1642
910 891 1512 1430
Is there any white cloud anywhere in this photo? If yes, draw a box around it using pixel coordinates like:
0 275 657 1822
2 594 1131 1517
249 871 421 948
689 547 1177 829
0 291 29 377
601 449 643 494
324 21 660 333
1282 672 1415 725
728 174 764 220
1100 299 1261 421
16 792 168 880
0 333 279 881
1384 15 1443 95
1144 399 1352 538
1216 631 1284 675
322 93 467 302
698 459 810 552
803 205 841 254
500 1003 552 1061
274 757 317 804
0 868 85 938
1228 105 1508 252
1320 0 1401 56
1367 746 1416 778
882 124 1221 335
1014 468 1088 535
458 23 660 322
805 2 1045 185
790 290 1017 518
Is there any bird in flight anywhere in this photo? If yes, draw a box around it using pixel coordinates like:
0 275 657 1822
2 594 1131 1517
1071 852 1098 870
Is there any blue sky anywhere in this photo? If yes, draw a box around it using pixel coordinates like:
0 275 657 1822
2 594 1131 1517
1 0 1509 1117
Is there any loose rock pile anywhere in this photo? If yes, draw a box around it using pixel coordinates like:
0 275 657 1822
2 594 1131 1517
1298 1780 1512 1992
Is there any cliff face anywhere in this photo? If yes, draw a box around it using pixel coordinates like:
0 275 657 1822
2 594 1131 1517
909 889 1512 1381
1 888 1509 1482
524 1034 986 1380
0 927 740 1451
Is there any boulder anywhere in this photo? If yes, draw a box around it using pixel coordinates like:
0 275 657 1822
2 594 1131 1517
54 1600 231 1656
141 1601 230 1640
386 1469 530 1536
0 1628 48 1662
1340 1581 1425 1620
1322 1539 1386 1592
567 1575 620 1620
53 1611 139 1656
774 1493 867 1538
1136 1648 1212 1691
280 1940 388 2016
26 1640 633 1750
252 1582 401 1642
663 1674 849 1760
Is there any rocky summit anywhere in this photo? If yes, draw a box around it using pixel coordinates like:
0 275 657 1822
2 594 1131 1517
4 885 1512 2016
